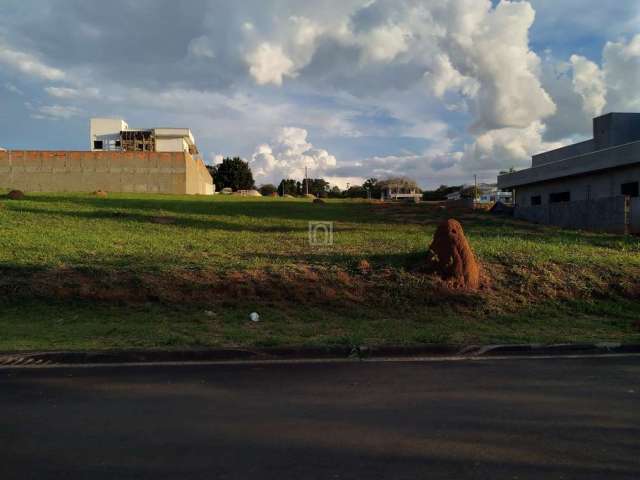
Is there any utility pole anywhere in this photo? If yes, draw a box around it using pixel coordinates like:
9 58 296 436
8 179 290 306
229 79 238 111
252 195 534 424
305 166 309 196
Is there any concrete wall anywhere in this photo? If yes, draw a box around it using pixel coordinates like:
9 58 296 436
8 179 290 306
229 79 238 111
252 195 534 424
513 164 640 207
185 153 215 195
515 196 630 234
532 139 595 167
0 150 213 195
594 113 640 150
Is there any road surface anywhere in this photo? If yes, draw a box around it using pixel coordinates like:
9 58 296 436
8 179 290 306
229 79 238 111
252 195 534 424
1 356 639 479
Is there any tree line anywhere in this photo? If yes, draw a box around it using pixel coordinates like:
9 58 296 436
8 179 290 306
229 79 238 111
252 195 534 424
208 156 472 200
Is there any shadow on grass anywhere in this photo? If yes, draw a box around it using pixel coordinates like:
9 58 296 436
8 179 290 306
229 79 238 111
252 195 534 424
9 206 305 233
16 194 385 225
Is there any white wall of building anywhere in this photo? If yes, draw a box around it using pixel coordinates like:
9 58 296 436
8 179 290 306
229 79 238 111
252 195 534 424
89 118 197 153
90 118 128 151
156 137 189 153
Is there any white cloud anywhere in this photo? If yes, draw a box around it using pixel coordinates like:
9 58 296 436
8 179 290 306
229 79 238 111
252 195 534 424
603 34 640 111
425 54 478 99
456 1 556 131
29 104 82 120
569 54 606 117
250 127 337 184
45 86 100 99
247 43 296 86
358 24 410 63
461 121 565 172
0 42 65 81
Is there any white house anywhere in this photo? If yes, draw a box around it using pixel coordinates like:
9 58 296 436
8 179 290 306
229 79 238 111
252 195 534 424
90 118 198 154
478 187 513 204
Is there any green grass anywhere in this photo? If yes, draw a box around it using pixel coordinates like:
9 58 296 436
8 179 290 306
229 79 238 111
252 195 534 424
0 191 639 351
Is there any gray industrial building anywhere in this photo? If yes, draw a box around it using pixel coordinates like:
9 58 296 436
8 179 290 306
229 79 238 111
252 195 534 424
498 112 640 234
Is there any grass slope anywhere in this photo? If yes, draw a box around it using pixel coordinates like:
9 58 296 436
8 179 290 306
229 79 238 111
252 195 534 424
0 192 639 351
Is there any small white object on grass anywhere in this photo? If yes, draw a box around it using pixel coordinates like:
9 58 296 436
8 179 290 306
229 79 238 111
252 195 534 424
249 312 260 322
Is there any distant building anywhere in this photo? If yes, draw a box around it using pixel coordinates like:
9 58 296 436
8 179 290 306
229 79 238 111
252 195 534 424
90 118 198 154
445 190 461 201
498 112 640 233
477 186 512 204
0 119 214 195
379 177 422 201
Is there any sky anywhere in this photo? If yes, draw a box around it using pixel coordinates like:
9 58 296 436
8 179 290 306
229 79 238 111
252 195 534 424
0 0 639 189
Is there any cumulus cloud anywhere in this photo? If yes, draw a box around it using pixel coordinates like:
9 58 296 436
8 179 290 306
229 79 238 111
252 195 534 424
569 55 606 117
0 42 65 81
1 0 637 188
452 0 556 131
247 43 296 86
250 127 337 184
603 34 640 111
461 121 564 172
426 54 478 99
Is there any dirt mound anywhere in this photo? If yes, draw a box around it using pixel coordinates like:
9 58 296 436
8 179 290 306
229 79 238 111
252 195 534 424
357 259 371 274
426 219 480 290
7 190 24 200
313 198 325 205
94 190 108 198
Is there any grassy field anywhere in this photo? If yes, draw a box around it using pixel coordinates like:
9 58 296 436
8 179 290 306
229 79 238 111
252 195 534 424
1 191 639 351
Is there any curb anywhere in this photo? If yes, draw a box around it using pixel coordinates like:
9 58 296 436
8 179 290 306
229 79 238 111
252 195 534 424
1 343 639 367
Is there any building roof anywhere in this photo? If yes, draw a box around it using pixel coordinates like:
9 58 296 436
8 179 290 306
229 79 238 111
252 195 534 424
498 112 640 189
498 140 640 189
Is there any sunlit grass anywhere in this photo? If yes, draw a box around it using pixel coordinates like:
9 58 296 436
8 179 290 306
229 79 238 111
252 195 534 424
0 191 638 351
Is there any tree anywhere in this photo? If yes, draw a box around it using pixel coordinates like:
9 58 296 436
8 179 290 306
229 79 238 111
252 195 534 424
328 185 342 198
345 185 367 198
210 157 255 192
259 184 277 196
362 178 381 198
301 178 331 196
422 185 462 201
277 179 298 196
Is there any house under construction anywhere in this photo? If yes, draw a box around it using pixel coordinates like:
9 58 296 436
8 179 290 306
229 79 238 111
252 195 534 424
0 118 213 195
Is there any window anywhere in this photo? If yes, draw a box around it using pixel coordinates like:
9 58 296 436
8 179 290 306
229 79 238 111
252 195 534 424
115 140 121 147
93 140 103 150
621 182 639 197
531 195 541 206
549 191 571 203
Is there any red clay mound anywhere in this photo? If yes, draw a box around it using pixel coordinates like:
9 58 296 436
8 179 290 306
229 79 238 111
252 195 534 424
426 219 480 290
7 190 25 200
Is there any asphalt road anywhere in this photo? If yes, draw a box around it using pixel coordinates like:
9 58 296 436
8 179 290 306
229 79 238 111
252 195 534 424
1 356 639 479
